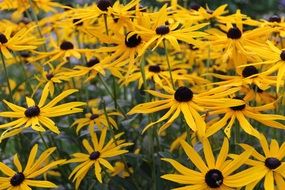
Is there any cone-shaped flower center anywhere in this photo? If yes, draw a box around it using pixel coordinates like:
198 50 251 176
89 151 100 160
86 58 99 67
268 15 281 23
10 172 25 186
174 87 193 102
97 0 112 11
227 27 242 39
242 66 258 78
46 73 54 80
265 157 281 169
60 41 74 50
0 33 8 44
90 114 99 120
25 106 40 118
230 97 246 111
148 65 161 73
280 50 285 61
205 169 223 188
125 33 142 48
156 25 170 35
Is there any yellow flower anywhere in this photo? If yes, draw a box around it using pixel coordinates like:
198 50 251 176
0 144 65 189
72 107 121 134
0 26 43 59
0 87 85 141
234 134 285 190
161 138 256 189
67 127 133 189
206 96 285 138
128 85 243 136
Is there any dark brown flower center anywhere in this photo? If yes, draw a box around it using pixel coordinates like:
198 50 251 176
90 114 99 120
156 25 170 35
0 33 8 44
268 15 281 23
60 41 74 50
86 58 99 67
205 169 223 188
242 66 258 78
174 86 193 102
189 44 199 51
89 151 100 160
25 106 40 118
97 0 112 11
10 172 25 186
125 33 142 48
230 97 246 111
227 27 242 39
265 157 281 169
46 73 54 80
280 50 285 61
148 65 161 73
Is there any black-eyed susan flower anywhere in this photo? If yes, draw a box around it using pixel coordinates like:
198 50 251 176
0 144 65 189
66 127 133 189
206 96 285 138
244 40 285 92
0 26 43 59
233 134 285 190
161 137 256 189
128 85 244 136
72 107 120 134
0 87 85 141
132 4 208 54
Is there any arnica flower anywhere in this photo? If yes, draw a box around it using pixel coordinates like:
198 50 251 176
0 144 65 189
128 85 243 136
232 134 285 190
161 138 256 189
206 96 285 138
0 26 43 59
0 87 85 141
66 127 133 189
72 107 121 134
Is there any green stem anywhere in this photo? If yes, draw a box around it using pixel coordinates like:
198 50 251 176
98 75 127 118
163 40 175 89
101 100 140 189
0 51 13 102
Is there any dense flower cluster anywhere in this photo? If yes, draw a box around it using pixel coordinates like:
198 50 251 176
0 0 284 189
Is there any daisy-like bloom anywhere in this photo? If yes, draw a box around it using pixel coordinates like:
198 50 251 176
66 127 133 189
233 134 285 190
128 85 243 136
205 96 285 138
72 107 121 134
206 23 272 68
0 87 85 141
0 144 65 189
131 4 208 55
161 138 256 189
209 65 277 91
34 62 71 96
243 40 285 92
29 39 94 65
0 26 43 59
